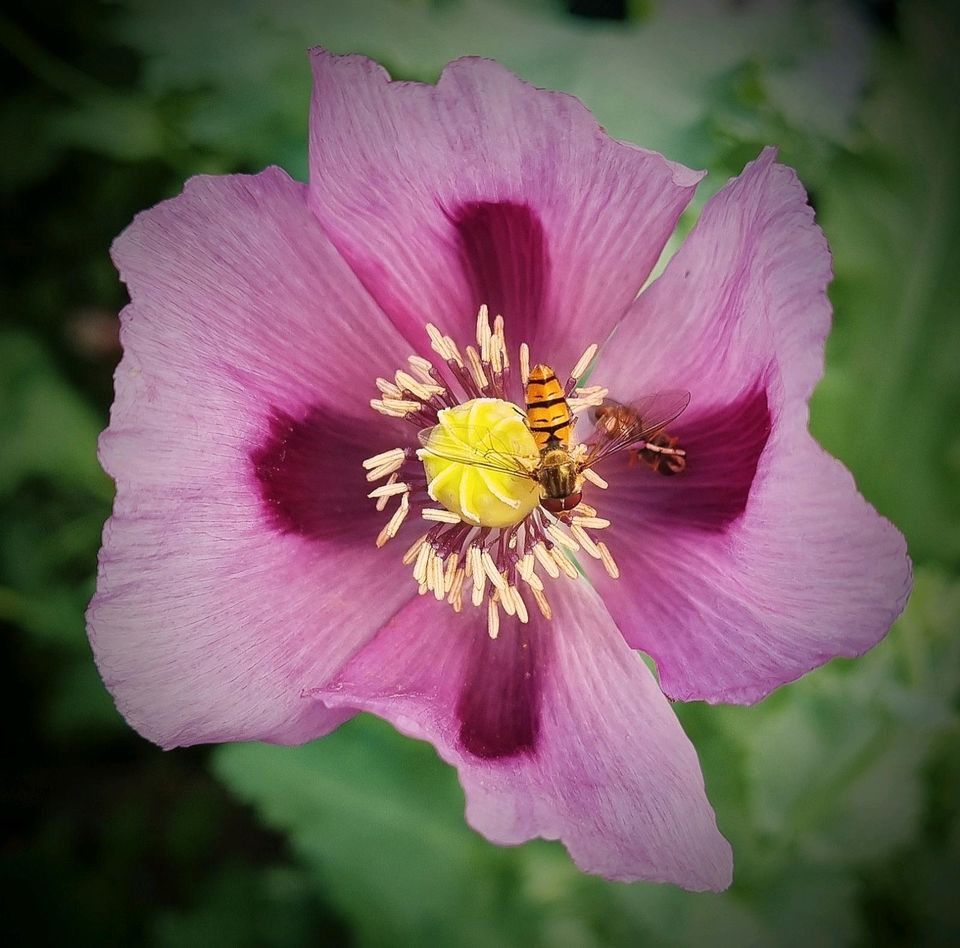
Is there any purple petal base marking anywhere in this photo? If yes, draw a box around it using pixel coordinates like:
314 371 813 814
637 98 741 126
457 621 542 760
251 404 390 544
451 200 549 350
601 383 772 533
90 168 424 749
308 51 702 370
314 581 732 888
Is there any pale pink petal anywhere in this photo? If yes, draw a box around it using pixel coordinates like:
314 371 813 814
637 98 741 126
315 581 732 889
308 50 702 370
601 147 830 410
587 149 910 703
89 168 418 748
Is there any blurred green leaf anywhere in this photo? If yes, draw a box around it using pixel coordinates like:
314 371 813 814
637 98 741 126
0 93 60 193
214 715 534 948
751 865 861 948
0 331 110 500
762 0 870 147
811 1 960 569
111 0 866 183
0 583 89 650
48 92 165 161
607 880 773 948
153 864 345 948
737 569 958 868
44 658 125 738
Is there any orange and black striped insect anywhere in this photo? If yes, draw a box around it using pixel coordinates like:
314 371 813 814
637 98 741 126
523 363 583 512
593 400 688 476
418 363 689 515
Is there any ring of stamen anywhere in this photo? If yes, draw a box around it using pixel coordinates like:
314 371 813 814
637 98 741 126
362 305 620 637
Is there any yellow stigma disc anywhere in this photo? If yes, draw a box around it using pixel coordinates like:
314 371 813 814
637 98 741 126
419 398 541 528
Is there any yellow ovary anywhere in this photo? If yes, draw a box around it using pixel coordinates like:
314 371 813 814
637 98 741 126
419 398 541 528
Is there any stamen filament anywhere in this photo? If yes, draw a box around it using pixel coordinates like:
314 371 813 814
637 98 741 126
465 346 489 391
582 468 609 489
531 585 552 620
422 508 462 523
367 480 408 499
487 596 500 640
376 377 403 398
511 586 529 624
572 516 610 529
546 523 579 552
402 533 428 565
376 492 409 547
519 342 530 387
362 448 405 470
597 541 620 578
480 550 508 592
493 315 509 371
552 547 579 579
571 342 599 381
533 541 561 579
476 304 493 363
569 524 602 559
499 584 516 617
413 541 431 583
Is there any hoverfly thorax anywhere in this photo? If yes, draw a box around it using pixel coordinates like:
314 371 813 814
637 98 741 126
537 441 583 514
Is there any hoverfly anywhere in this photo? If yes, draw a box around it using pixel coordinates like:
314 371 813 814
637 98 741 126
593 400 688 476
417 362 690 516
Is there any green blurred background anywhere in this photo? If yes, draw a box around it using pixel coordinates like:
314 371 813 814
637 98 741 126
2 1 958 945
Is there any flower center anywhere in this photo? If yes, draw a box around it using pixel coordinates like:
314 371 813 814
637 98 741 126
362 305 623 639
420 398 541 528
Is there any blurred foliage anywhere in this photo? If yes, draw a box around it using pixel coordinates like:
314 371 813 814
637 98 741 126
810 3 960 568
2 0 958 946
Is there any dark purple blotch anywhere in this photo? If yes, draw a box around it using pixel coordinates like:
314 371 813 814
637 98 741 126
450 200 551 344
606 384 772 533
457 621 544 760
251 405 386 544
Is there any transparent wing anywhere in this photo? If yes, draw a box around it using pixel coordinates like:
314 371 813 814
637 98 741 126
583 390 690 468
416 424 538 481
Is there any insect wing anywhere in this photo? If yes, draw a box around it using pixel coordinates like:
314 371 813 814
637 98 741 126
416 424 537 481
583 390 690 468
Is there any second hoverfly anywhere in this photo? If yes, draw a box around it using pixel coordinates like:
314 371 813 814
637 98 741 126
593 399 688 476
418 362 690 516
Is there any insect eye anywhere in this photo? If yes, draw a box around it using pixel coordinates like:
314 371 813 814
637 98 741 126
542 492 582 514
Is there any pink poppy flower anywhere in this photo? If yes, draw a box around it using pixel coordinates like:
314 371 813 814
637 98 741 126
87 50 910 890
